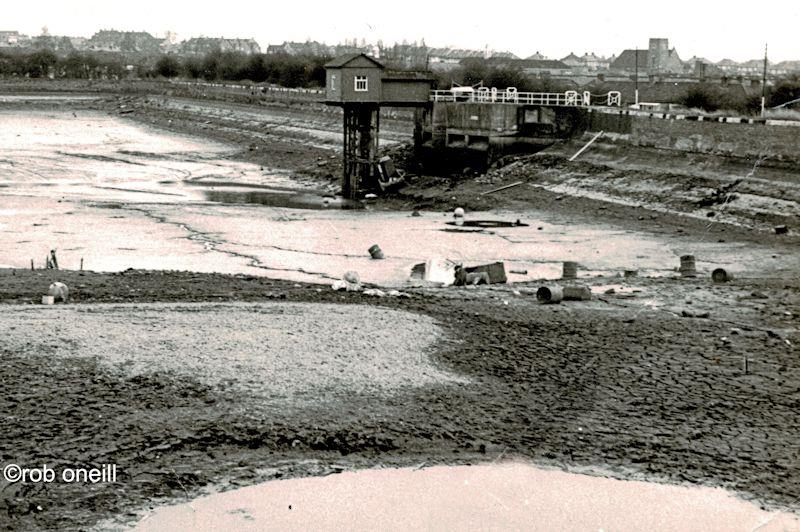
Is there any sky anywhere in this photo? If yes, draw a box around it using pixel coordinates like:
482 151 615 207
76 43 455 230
3 0 798 62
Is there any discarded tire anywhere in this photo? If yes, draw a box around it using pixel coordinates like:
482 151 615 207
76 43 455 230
562 261 578 280
368 244 385 260
712 268 733 283
536 285 563 304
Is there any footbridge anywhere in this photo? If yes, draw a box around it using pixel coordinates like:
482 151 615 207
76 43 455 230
430 88 622 108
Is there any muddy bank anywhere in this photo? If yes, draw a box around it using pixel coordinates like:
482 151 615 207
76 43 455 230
1 269 799 530
6 88 798 246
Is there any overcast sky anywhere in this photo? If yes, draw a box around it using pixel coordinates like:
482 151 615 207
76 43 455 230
4 1 798 62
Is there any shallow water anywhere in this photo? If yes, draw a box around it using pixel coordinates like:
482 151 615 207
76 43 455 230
133 463 800 531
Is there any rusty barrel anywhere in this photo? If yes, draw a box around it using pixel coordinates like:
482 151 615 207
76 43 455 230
679 255 697 277
712 268 733 283
562 261 578 280
368 244 385 260
536 285 563 304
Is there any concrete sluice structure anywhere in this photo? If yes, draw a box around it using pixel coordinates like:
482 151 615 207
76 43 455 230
324 53 621 196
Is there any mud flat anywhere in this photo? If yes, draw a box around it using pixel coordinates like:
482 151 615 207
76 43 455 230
1 91 799 530
2 269 799 530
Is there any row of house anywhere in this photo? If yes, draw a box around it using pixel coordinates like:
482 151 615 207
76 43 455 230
3 29 799 80
0 29 261 55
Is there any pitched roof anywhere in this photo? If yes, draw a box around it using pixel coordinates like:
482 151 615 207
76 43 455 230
611 49 649 70
324 53 384 68
485 57 569 69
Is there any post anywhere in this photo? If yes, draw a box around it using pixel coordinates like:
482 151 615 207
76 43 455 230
761 43 768 118
634 47 639 106
31 259 34 271
80 257 84 271
342 103 379 200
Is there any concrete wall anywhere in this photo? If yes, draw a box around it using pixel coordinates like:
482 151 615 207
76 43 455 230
432 103 519 134
588 111 800 164
380 79 430 104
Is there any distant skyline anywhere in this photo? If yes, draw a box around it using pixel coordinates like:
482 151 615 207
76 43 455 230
3 0 799 62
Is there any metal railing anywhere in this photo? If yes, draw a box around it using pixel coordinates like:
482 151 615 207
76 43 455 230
430 88 621 107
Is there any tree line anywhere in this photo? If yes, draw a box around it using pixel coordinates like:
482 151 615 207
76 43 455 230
2 48 799 112
0 49 329 88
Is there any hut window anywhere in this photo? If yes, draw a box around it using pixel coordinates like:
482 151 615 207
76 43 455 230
354 76 368 92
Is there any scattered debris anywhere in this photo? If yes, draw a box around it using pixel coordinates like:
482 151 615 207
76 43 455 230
377 156 405 191
774 225 789 235
332 271 362 292
624 270 638 278
681 310 710 318
510 269 528 275
679 255 697 277
46 249 59 270
711 268 733 283
422 258 457 285
480 181 524 195
445 220 528 228
696 178 743 207
363 289 386 297
48 282 69 303
463 262 507 284
368 244 385 260
454 265 489 286
536 285 563 304
386 290 410 298
453 207 465 226
569 131 604 162
562 261 578 280
562 285 592 301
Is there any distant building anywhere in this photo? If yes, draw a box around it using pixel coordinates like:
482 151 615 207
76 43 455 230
611 39 682 75
647 38 683 74
716 58 791 78
180 37 261 55
486 57 571 76
580 52 609 70
267 41 336 56
525 51 549 60
610 49 649 73
87 30 161 53
559 52 609 72
560 52 583 68
0 31 30 48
